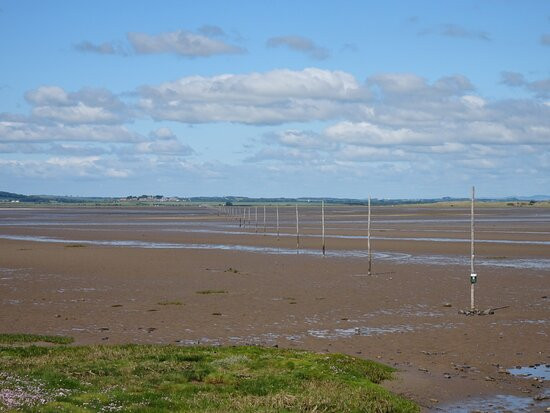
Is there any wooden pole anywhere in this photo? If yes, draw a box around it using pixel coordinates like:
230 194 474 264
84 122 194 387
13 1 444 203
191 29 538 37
470 186 475 311
295 204 300 252
248 207 251 227
276 205 280 240
263 205 266 235
255 206 258 233
368 196 372 276
321 200 325 256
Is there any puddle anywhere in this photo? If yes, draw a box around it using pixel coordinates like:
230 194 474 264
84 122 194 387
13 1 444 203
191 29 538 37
508 364 550 380
1 234 549 270
436 390 550 412
308 325 415 339
172 321 462 349
307 322 459 340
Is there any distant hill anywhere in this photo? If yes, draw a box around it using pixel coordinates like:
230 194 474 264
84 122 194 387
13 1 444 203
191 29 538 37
1 191 548 205
511 195 550 201
0 191 105 204
0 191 48 203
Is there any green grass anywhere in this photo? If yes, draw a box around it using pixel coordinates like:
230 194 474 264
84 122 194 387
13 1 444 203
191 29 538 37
0 340 418 412
0 333 74 345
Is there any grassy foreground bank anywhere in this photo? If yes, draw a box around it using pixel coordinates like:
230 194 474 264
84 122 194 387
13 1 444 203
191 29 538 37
0 334 418 412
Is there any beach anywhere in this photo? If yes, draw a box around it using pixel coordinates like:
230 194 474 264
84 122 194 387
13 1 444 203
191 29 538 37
0 205 548 411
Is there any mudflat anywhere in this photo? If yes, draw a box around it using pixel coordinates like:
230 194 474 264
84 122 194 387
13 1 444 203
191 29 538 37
0 205 548 411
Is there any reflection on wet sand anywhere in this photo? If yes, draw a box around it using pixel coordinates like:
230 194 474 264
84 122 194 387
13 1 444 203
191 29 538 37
1 233 549 270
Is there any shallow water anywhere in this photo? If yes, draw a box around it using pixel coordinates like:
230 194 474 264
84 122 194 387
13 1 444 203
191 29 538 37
307 325 416 339
1 234 549 270
435 390 550 412
176 228 550 245
3 219 549 246
174 321 462 348
508 364 550 380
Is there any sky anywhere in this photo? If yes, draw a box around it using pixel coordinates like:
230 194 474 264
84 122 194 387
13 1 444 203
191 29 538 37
0 1 549 198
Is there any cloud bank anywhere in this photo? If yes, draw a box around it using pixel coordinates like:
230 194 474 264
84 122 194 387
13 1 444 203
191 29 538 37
1 68 548 190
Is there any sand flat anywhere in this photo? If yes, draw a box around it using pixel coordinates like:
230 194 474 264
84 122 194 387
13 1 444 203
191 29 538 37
0 205 548 410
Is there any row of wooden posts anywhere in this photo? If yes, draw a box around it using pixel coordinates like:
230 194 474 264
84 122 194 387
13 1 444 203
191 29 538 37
217 187 477 309
219 199 374 276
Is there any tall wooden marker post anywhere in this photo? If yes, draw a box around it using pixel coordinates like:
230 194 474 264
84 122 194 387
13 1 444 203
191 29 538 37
295 204 300 252
321 200 326 256
255 206 258 233
367 196 372 276
470 186 476 310
276 205 280 240
263 205 266 235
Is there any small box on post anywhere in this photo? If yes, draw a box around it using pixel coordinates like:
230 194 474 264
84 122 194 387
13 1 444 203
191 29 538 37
470 273 477 284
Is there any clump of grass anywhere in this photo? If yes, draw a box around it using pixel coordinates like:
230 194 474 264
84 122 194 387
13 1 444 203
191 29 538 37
64 244 86 248
196 290 227 295
157 301 183 306
0 344 418 412
224 267 239 274
0 333 73 345
211 312 222 316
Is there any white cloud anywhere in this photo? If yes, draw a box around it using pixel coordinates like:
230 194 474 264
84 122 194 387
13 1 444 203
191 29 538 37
461 95 486 109
74 41 127 55
134 128 194 155
499 72 550 98
24 86 129 124
0 119 141 143
139 68 366 124
325 121 429 145
197 25 226 37
0 156 130 179
127 30 245 57
418 24 491 41
266 35 329 60
3 68 549 192
368 73 473 99
25 86 69 106
338 145 406 161
457 158 497 169
274 130 326 149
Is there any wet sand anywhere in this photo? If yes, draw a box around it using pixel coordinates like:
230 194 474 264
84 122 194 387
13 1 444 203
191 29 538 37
0 205 548 411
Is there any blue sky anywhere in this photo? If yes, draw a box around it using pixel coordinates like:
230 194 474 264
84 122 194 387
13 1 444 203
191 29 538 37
1 0 549 198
